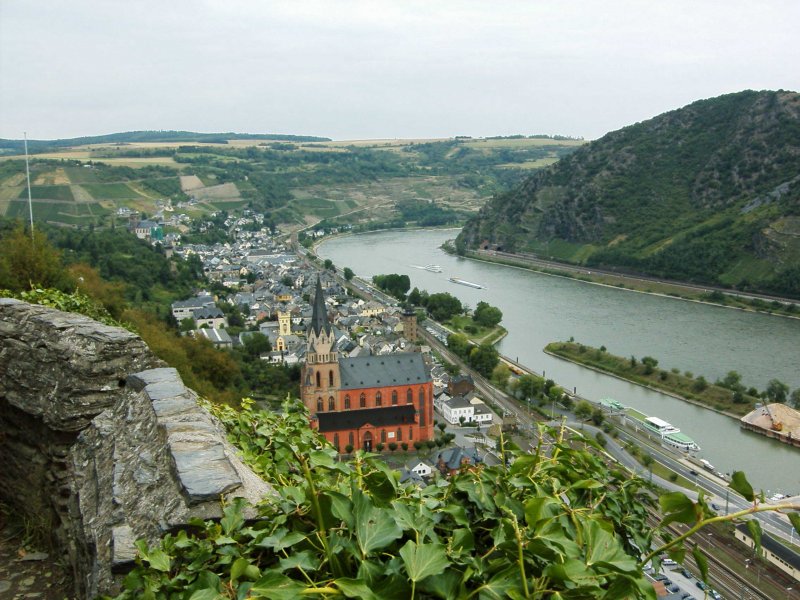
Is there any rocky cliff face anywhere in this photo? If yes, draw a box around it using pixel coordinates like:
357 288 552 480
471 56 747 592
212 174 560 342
0 299 271 597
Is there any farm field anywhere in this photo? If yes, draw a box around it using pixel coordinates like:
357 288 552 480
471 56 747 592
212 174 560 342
0 133 581 229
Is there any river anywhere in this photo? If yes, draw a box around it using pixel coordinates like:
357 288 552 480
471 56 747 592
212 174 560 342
318 228 800 492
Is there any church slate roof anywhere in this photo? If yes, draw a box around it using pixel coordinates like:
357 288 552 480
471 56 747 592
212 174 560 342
338 353 430 390
317 405 416 433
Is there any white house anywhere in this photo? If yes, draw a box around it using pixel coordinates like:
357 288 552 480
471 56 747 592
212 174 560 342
406 460 434 478
441 395 475 425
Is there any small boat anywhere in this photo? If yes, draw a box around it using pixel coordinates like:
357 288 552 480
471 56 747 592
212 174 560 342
424 264 442 273
449 277 485 289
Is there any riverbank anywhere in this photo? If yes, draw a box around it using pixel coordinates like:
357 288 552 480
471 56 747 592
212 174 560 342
544 341 757 418
443 244 800 320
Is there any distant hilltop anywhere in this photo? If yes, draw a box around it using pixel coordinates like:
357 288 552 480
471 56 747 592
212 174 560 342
458 90 800 299
0 130 332 154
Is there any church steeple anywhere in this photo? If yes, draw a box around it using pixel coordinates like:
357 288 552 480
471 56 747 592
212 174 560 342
310 277 331 337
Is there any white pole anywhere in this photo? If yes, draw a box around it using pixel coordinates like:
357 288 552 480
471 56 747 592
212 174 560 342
23 132 34 239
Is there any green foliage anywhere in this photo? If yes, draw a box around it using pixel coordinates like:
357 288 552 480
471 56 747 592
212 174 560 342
0 222 74 292
343 267 355 281
472 301 503 327
1 287 129 330
765 379 789 403
547 341 758 416
459 90 800 298
116 399 660 599
468 343 500 378
424 292 462 321
372 273 411 301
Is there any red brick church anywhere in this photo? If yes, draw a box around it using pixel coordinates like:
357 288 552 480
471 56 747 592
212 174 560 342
301 278 434 452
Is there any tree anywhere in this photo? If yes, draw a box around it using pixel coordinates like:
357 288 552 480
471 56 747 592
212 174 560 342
388 442 398 452
345 444 354 454
446 333 470 359
243 332 271 358
343 267 354 281
323 259 334 270
574 400 593 420
437 422 446 434
590 407 605 426
791 388 800 409
0 223 74 292
400 442 408 452
413 441 423 451
376 442 385 452
425 292 463 321
372 273 411 300
765 379 789 403
491 363 511 389
719 370 744 392
407 287 422 305
472 301 503 327
179 317 195 333
468 343 499 377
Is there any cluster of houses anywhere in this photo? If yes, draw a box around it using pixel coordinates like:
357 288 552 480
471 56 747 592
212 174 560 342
159 211 502 478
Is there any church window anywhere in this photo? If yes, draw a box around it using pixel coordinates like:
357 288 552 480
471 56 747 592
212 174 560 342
419 403 426 426
397 428 402 441
329 370 334 387
316 371 321 388
381 430 386 443
391 390 398 405
328 396 335 411
406 388 413 403
359 393 366 407
348 432 354 447
333 433 339 452
344 395 350 409
317 398 323 412
375 391 382 406
419 388 425 404
409 427 413 440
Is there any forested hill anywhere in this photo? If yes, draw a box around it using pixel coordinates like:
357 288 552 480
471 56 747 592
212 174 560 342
0 130 331 153
458 90 800 298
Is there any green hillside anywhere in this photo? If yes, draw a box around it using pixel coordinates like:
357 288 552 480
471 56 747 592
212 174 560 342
458 90 800 298
0 135 581 231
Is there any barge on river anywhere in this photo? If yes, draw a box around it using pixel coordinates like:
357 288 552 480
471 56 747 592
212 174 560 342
740 403 800 449
449 277 485 289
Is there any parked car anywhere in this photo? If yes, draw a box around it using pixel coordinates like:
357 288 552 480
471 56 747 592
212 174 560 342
696 581 708 591
668 584 680 593
662 558 677 566
681 568 693 579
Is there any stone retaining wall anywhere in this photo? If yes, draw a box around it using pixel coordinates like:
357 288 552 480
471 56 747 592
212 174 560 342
0 299 271 597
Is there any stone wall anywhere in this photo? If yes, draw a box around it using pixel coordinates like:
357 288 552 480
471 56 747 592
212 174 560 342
0 299 272 597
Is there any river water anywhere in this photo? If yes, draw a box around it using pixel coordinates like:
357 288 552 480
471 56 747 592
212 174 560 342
318 228 800 492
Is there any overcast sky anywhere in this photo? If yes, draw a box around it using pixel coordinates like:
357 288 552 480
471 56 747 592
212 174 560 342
1 0 798 141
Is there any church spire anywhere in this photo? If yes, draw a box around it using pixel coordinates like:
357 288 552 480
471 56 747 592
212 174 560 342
310 276 331 337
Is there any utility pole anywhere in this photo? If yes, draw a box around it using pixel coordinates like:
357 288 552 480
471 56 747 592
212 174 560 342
24 132 34 239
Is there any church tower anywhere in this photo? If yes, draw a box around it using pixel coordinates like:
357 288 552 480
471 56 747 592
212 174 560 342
278 310 291 336
301 278 340 416
401 307 418 342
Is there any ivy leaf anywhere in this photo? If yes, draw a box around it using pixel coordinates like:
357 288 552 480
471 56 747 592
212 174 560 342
659 492 699 527
353 492 402 556
256 529 306 552
583 520 638 573
335 578 381 600
729 471 755 502
188 590 224 600
450 528 475 555
279 549 320 573
220 497 246 535
135 539 171 572
746 519 762 554
230 557 250 584
475 566 522 599
399 540 449 582
327 491 354 529
418 568 466 600
691 545 709 583
250 571 306 599
308 449 336 469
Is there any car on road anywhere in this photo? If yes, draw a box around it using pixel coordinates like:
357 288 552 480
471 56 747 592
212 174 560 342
710 503 721 511
667 584 680 593
681 595 696 600
681 568 692 579
696 581 708 591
